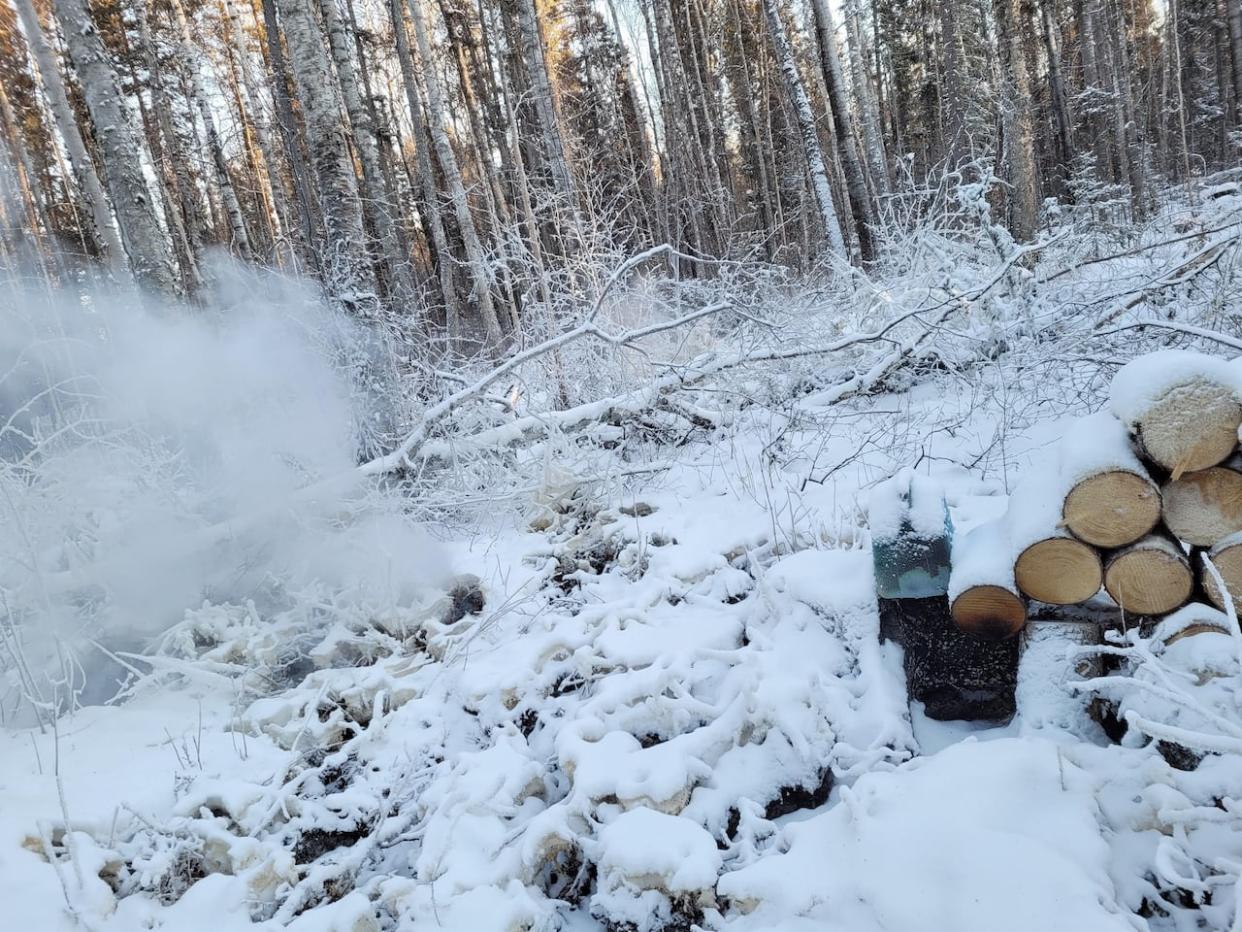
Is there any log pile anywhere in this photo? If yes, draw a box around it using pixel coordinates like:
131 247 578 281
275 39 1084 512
950 350 1242 634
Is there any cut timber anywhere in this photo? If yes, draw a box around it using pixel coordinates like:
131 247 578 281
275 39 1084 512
1103 536 1193 616
1063 471 1160 547
1202 532 1242 612
1109 350 1241 479
948 520 1026 639
951 585 1027 639
1014 539 1103 604
1008 471 1104 605
1058 412 1160 548
1162 459 1242 546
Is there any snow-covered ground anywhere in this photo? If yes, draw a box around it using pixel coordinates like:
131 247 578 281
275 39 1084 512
3 194 1242 931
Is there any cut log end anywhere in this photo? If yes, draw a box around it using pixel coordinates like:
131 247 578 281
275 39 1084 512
1103 538 1193 616
1162 465 1242 547
1203 541 1242 612
1136 382 1240 478
1062 470 1160 548
950 585 1027 640
1014 538 1103 605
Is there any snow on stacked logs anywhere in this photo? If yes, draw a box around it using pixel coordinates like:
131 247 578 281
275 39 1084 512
950 350 1242 635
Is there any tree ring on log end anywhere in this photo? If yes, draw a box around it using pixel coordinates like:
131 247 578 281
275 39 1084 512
1062 470 1160 548
1103 545 1193 616
1162 466 1242 547
1137 384 1240 478
1014 538 1103 604
950 585 1026 640
1203 542 1242 612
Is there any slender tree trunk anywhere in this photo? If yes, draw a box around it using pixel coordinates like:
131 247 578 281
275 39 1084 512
257 0 322 272
167 0 253 259
1039 0 1075 184
992 0 1040 239
12 0 128 278
273 0 377 312
507 0 576 215
50 0 176 291
317 0 408 295
407 0 504 348
809 0 876 260
843 0 890 194
388 0 459 336
761 0 847 260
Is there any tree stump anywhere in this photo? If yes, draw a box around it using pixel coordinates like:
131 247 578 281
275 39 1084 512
871 472 1018 722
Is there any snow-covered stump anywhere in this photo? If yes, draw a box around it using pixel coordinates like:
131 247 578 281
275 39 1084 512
1202 531 1242 612
1058 413 1162 548
1009 477 1104 605
1110 350 1242 479
870 473 1018 722
1162 455 1242 547
1102 534 1194 616
1016 620 1103 738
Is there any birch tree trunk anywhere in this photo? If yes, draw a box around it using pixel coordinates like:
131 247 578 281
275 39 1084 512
388 0 459 337
221 0 293 257
167 0 253 259
273 0 377 312
809 0 876 260
842 0 890 194
317 0 408 295
51 0 176 291
761 0 848 260
13 0 128 278
407 0 504 348
257 0 322 272
509 0 577 210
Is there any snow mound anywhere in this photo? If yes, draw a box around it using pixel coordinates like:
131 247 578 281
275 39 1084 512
718 738 1135 932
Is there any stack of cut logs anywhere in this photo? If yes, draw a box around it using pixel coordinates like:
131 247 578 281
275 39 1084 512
950 350 1242 639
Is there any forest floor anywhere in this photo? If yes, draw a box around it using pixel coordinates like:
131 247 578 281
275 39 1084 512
3 185 1242 931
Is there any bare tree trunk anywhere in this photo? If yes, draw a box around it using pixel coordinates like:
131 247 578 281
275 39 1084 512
256 0 322 272
317 0 408 295
388 0 459 337
809 0 876 260
992 0 1040 239
842 0 890 194
1227 0 1242 119
221 0 293 259
167 0 253 259
761 0 848 260
273 0 377 312
12 0 128 278
407 0 504 348
51 0 176 291
1039 0 1075 184
509 0 577 210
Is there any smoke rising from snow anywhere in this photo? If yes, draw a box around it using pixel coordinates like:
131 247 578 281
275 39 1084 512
0 267 445 706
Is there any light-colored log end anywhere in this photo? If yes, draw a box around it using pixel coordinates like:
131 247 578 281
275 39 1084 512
1014 538 1103 605
1062 470 1160 548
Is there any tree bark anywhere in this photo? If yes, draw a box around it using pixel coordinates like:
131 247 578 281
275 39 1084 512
273 0 377 312
407 0 504 348
14 0 128 278
761 0 848 260
809 0 876 260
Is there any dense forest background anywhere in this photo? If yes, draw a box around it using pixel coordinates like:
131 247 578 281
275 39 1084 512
1 0 1236 350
